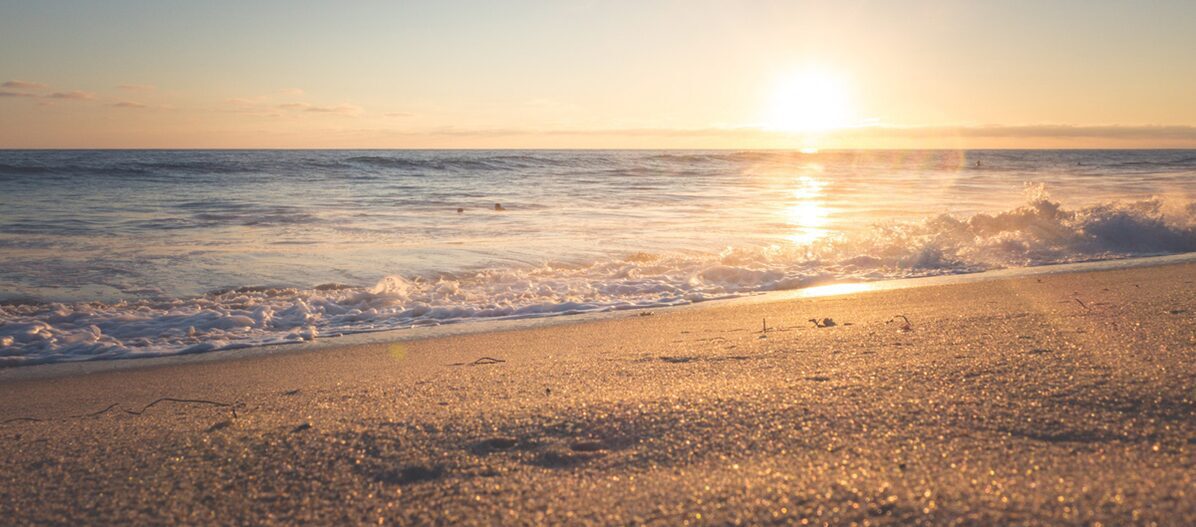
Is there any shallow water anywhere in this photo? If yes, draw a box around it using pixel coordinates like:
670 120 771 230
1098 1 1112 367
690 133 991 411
1 149 1194 364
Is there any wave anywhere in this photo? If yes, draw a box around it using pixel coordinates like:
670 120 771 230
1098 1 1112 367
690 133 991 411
807 189 1196 269
1106 156 1196 169
0 162 55 175
2 192 1194 366
344 154 569 172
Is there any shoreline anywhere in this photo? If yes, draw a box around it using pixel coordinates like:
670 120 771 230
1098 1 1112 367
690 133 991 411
1 259 1193 524
4 251 1194 382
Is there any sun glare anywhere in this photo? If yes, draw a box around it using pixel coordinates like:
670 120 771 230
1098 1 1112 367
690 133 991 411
784 173 831 245
765 69 854 133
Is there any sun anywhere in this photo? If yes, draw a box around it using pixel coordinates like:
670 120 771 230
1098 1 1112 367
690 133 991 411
764 68 854 133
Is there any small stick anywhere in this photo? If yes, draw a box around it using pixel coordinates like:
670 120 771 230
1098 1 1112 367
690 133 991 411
2 397 239 425
72 403 122 419
1074 298 1089 310
0 416 45 425
888 315 913 331
122 398 238 419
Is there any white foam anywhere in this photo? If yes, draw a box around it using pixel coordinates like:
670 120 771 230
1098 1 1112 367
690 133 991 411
2 192 1193 365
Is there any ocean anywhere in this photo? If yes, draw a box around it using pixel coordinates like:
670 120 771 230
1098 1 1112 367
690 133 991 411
1 149 1194 365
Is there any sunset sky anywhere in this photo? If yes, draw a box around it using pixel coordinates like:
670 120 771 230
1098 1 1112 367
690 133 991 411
2 0 1195 149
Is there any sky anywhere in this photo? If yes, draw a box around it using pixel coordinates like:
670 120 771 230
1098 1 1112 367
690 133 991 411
1 0 1195 149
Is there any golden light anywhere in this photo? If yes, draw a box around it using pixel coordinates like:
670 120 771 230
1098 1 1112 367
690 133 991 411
800 282 874 298
784 173 831 245
764 68 854 133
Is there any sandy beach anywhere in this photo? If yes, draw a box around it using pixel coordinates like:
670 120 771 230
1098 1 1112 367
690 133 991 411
2 262 1193 525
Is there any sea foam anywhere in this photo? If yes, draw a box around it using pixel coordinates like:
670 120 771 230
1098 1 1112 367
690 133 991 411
2 193 1193 366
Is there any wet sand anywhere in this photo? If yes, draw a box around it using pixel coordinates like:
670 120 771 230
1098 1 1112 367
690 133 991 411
1 263 1194 525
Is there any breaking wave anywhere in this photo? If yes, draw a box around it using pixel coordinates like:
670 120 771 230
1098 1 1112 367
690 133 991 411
3 192 1193 366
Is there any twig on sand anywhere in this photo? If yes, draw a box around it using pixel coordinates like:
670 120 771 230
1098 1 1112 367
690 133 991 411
1 416 45 425
1074 297 1090 310
887 315 913 332
75 403 122 418
761 318 768 333
809 318 837 328
123 398 239 419
1 397 240 425
451 356 507 366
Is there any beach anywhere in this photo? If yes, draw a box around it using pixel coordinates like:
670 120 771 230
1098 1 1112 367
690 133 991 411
1 261 1193 525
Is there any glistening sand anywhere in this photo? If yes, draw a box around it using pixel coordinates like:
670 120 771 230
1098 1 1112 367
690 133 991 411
1 262 1194 525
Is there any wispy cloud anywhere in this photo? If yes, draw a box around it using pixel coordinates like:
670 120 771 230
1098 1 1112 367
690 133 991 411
275 102 362 115
0 90 37 98
45 90 96 101
223 93 360 117
878 124 1196 141
278 88 305 97
110 101 148 109
384 112 414 118
359 124 1196 147
306 104 361 115
225 97 258 107
2 80 48 90
117 84 156 92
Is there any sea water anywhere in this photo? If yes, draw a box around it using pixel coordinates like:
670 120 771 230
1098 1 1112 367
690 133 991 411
1 149 1194 364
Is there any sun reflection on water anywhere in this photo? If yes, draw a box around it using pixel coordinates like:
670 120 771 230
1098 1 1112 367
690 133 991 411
784 168 831 245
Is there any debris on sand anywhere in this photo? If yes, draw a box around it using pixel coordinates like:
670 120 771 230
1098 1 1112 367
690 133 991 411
378 465 444 485
450 357 507 366
2 396 240 425
569 440 606 452
477 437 518 451
206 420 233 433
809 318 837 328
887 315 913 332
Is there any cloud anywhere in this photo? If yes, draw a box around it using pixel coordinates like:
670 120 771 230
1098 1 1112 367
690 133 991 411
384 112 414 118
275 102 362 115
356 123 1196 148
0 90 37 98
225 97 258 106
304 104 361 114
278 88 304 97
45 90 96 100
117 84 156 92
110 101 148 109
884 124 1196 141
2 80 48 90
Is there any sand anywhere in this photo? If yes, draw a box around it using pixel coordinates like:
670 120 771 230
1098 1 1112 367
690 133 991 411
1 262 1194 525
